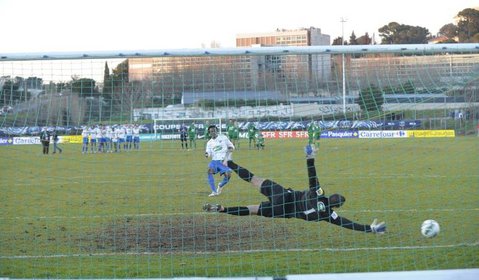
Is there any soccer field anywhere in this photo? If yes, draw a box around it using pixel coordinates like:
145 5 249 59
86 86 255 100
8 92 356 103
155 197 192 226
0 137 478 278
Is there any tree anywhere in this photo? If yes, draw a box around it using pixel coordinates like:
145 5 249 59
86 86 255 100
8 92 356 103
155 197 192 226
357 84 384 112
71 78 98 97
349 31 358 45
1 79 19 105
357 32 372 45
439 23 458 40
378 22 430 44
456 8 479 42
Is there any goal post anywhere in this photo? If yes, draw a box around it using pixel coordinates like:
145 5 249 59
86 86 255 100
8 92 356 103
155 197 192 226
0 44 478 278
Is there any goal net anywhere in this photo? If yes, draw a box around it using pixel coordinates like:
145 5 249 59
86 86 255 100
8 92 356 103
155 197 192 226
0 44 478 279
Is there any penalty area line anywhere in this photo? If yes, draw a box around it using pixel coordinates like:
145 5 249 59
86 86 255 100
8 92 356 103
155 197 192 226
2 208 478 221
1 242 478 260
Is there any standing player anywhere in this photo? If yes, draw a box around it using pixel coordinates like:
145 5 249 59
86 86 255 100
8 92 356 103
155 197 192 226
255 130 265 150
307 121 317 146
179 123 188 150
313 121 322 149
81 127 89 154
105 125 113 153
247 123 257 149
227 120 236 144
205 125 235 197
90 125 98 153
133 124 141 150
188 122 197 150
203 121 211 143
98 125 106 153
126 124 133 151
112 126 120 152
204 145 387 234
117 125 126 152
232 121 240 149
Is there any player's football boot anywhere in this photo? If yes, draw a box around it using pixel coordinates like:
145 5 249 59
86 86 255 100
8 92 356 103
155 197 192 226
208 191 218 197
216 183 224 195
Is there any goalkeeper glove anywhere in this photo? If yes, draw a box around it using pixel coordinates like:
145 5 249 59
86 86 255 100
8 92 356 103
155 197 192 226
304 144 317 159
370 219 386 234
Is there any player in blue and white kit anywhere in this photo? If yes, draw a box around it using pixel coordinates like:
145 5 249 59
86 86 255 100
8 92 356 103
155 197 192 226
133 125 140 150
112 126 119 152
98 125 106 153
126 125 133 151
205 125 235 197
117 126 126 152
90 126 99 153
105 125 113 153
81 127 89 154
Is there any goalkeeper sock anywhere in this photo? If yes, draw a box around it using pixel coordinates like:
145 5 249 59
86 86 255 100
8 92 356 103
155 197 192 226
227 161 254 182
221 207 250 216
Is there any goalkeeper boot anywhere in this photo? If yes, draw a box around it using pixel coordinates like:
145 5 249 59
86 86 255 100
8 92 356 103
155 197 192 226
203 203 221 212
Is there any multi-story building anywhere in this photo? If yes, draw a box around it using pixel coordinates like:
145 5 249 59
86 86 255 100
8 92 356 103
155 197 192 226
236 27 330 47
127 27 332 103
236 27 332 91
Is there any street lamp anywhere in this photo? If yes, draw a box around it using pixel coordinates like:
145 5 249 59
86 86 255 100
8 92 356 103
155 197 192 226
341 17 347 116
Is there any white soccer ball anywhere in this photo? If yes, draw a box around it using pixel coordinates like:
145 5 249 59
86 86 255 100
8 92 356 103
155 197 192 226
421 219 440 238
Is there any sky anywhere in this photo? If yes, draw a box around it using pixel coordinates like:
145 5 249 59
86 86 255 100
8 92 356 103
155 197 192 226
0 0 477 53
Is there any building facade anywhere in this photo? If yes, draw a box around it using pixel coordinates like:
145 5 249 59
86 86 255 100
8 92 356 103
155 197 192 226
236 27 332 88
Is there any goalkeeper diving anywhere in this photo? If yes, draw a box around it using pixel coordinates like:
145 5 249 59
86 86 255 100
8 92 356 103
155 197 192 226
204 144 386 234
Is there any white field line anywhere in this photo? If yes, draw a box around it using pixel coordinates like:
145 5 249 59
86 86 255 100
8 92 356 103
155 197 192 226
2 208 478 220
1 242 478 260
10 173 479 184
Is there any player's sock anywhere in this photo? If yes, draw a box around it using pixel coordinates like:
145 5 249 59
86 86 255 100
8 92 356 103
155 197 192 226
207 173 216 192
219 174 230 187
227 161 254 182
220 207 250 216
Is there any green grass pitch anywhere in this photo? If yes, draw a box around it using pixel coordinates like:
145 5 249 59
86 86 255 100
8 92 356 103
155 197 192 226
0 137 478 278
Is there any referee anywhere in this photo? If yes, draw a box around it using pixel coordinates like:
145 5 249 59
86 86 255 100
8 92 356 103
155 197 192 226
204 145 386 234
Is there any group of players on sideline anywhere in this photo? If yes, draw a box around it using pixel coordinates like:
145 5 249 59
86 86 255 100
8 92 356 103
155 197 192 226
202 123 386 234
179 120 265 151
81 124 141 154
38 119 320 156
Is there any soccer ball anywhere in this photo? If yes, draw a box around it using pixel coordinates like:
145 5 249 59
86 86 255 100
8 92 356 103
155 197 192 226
421 219 440 238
